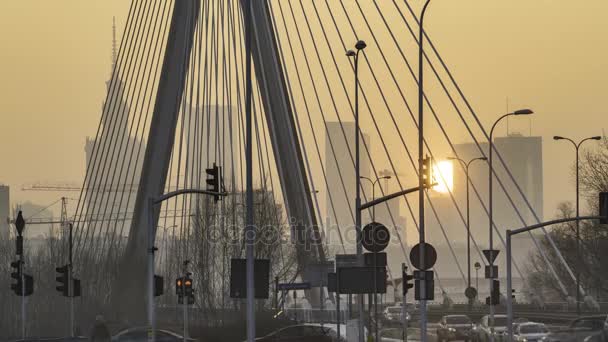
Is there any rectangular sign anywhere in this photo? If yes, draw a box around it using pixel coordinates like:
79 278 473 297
485 265 498 279
302 261 334 287
335 254 359 269
364 252 387 267
337 266 387 294
277 282 311 291
230 258 270 299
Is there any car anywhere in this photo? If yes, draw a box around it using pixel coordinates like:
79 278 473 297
471 315 509 342
252 324 341 342
384 306 411 324
437 315 473 342
112 327 196 342
512 322 549 342
543 316 606 342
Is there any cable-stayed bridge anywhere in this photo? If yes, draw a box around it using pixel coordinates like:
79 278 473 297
62 0 586 329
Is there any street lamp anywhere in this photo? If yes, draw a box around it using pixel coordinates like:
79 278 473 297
347 39 367 342
418 3 433 341
474 262 481 294
553 134 601 315
359 174 391 342
488 108 533 337
360 175 392 220
448 156 487 308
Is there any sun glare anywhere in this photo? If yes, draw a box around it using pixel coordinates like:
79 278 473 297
433 161 453 193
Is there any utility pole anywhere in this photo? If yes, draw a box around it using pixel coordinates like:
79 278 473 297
15 211 27 339
68 223 74 337
182 260 190 342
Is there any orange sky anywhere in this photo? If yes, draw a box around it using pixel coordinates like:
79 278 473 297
0 1 606 233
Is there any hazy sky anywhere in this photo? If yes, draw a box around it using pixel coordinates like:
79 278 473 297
0 1 606 228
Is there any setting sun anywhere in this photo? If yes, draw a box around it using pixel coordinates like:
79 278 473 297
433 161 454 193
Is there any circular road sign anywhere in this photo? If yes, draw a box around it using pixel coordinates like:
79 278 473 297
361 222 391 253
409 242 437 270
465 286 478 299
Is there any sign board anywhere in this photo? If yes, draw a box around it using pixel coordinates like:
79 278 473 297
361 222 391 253
364 252 387 267
229 258 270 299
465 286 477 299
277 282 311 291
302 261 334 287
337 266 387 294
482 249 500 264
485 265 498 279
410 242 437 270
335 254 359 270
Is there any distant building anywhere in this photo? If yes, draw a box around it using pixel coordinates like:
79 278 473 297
324 121 371 253
0 185 9 240
83 25 144 239
425 133 543 275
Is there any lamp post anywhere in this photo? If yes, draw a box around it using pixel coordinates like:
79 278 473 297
553 134 601 316
474 262 481 294
418 2 432 341
448 156 486 309
359 175 391 341
347 39 367 342
360 175 392 220
488 109 533 339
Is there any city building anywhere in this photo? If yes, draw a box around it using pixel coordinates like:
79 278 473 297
0 185 9 240
426 133 543 277
324 121 371 253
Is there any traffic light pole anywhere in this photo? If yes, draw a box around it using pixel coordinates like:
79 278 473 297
505 215 606 342
20 248 25 339
69 223 74 337
148 189 227 342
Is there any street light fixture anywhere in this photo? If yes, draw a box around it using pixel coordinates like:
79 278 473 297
553 134 601 316
448 156 487 310
488 109 533 338
347 39 367 342
360 175 392 220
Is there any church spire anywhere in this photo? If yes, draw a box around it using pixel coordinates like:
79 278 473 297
112 16 117 69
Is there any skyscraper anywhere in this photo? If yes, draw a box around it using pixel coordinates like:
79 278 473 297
0 185 9 240
324 121 370 253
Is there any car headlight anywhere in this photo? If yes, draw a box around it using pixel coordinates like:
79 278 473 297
448 328 456 332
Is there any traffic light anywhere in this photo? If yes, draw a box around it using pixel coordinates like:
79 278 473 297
600 192 608 224
486 279 500 306
422 156 433 188
23 275 34 296
511 289 516 300
184 276 193 297
176 277 184 297
10 260 22 294
206 163 221 202
154 275 164 297
56 264 69 296
402 265 414 296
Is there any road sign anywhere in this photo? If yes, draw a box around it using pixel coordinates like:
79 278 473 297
364 252 387 267
302 261 334 287
482 249 500 264
361 222 391 253
230 258 270 299
465 286 477 299
485 265 498 279
337 266 387 294
15 211 25 236
414 270 434 300
410 242 437 270
335 254 359 269
277 282 311 291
